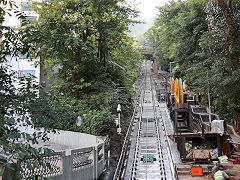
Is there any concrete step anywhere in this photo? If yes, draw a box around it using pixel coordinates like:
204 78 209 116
177 167 190 171
177 129 191 132
177 166 212 174
177 170 190 175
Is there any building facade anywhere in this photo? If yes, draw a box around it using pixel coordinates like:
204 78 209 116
3 0 40 88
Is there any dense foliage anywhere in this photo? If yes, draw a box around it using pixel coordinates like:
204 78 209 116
146 0 240 131
1 0 141 178
30 94 115 136
24 0 140 99
22 0 141 133
1 1 53 178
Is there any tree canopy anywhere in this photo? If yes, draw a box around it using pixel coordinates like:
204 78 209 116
146 0 240 131
21 0 142 135
1 0 141 178
1 1 54 178
24 0 140 100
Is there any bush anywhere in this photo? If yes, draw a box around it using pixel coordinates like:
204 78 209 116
77 110 114 135
30 94 115 136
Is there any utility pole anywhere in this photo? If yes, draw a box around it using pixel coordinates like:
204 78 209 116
165 74 168 93
207 71 211 123
170 62 176 77
169 62 176 103
117 104 121 134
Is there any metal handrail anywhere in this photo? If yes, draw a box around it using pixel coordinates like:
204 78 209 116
153 76 179 180
190 110 204 133
161 110 179 180
152 75 164 177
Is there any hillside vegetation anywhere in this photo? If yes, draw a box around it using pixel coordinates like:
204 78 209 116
146 0 240 132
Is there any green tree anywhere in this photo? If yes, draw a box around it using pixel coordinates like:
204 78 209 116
147 0 240 132
186 0 240 131
25 0 139 99
29 94 115 136
145 0 208 75
199 0 240 131
1 1 53 178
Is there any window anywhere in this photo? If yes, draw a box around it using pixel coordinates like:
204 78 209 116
19 52 29 59
21 2 31 12
21 16 37 25
26 17 37 22
19 70 35 78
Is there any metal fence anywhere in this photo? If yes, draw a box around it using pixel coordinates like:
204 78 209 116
20 152 62 179
18 142 106 180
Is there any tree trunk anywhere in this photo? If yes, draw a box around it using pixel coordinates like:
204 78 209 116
71 71 80 99
217 0 237 41
227 0 231 9
217 0 240 68
72 52 81 99
0 1 2 44
98 32 103 63
98 31 107 68
233 108 240 133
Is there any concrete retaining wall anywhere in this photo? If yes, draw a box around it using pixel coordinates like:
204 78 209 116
1 130 107 180
47 130 102 149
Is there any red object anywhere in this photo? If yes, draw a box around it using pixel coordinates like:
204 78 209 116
229 155 240 164
238 144 240 150
173 103 189 109
191 166 203 176
228 159 236 164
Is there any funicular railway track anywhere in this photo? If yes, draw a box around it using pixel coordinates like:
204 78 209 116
114 60 177 180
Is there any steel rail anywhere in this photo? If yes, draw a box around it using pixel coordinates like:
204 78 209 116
144 70 151 179
115 60 179 180
151 71 179 180
132 62 163 179
132 62 167 179
155 75 179 180
159 110 179 180
131 106 142 179
151 74 165 178
113 65 145 180
131 89 144 179
131 62 147 179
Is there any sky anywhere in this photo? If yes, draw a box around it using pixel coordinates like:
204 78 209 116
127 0 170 40
130 0 170 19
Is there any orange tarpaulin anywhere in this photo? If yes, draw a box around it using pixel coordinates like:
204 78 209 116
174 78 184 103
179 78 184 103
175 78 180 103
171 78 174 94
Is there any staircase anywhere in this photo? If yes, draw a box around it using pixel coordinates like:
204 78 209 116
177 114 191 133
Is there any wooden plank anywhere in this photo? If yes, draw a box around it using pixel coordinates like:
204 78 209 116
192 149 210 159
